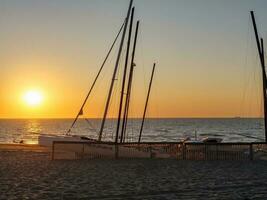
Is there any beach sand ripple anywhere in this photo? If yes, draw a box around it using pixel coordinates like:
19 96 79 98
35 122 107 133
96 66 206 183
1 150 267 199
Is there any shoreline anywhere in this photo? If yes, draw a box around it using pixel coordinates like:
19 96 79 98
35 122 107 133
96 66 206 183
0 143 50 152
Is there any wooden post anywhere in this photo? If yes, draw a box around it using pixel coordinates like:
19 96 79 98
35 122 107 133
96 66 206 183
82 143 85 159
115 144 119 159
182 144 186 160
216 144 219 160
250 144 254 161
51 141 55 160
204 145 207 160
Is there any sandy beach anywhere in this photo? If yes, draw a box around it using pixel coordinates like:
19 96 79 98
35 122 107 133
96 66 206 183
0 144 267 199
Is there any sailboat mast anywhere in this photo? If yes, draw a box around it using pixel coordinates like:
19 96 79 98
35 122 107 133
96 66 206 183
98 0 133 141
250 11 267 142
66 21 125 134
261 38 267 141
115 7 135 144
120 21 140 143
261 38 265 68
121 65 135 142
138 63 156 143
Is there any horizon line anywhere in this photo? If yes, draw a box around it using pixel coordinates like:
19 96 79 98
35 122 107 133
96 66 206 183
0 117 264 120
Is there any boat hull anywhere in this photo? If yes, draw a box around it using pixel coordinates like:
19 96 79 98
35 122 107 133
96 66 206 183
38 134 88 146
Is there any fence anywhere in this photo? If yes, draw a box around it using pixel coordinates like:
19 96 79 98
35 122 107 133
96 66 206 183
51 141 267 161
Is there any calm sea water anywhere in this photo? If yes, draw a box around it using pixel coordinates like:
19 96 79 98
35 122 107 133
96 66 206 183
0 118 264 144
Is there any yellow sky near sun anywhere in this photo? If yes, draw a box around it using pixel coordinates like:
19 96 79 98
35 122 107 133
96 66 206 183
0 61 262 119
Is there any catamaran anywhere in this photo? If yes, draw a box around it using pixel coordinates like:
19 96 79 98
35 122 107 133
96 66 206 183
38 0 157 150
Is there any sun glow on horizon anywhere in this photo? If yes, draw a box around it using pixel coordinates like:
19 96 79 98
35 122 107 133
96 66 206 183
23 90 43 107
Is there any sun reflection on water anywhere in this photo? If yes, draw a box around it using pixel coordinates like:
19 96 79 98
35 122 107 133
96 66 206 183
22 120 42 144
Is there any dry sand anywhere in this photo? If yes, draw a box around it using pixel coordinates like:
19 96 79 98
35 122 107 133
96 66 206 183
1 144 267 199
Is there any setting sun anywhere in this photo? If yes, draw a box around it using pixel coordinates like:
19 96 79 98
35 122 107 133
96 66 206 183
23 90 43 106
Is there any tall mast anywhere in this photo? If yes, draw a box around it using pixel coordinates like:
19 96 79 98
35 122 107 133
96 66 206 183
261 38 265 68
121 65 135 142
261 38 267 141
115 7 135 144
98 0 133 141
66 21 125 134
138 63 156 143
121 64 135 142
250 11 267 142
120 21 140 143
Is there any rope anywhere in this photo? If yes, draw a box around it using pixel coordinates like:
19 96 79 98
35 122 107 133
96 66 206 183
66 20 125 135
234 132 264 141
84 118 98 133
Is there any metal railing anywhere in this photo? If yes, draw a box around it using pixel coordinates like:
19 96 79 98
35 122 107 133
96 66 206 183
51 141 267 161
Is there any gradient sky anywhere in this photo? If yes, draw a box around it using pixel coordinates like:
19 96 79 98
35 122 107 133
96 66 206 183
1 0 267 118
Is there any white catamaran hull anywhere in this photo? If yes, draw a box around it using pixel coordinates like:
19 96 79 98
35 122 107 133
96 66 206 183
38 134 90 146
38 134 152 158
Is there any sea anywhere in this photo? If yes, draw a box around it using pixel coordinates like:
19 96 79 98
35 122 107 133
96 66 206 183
0 118 264 144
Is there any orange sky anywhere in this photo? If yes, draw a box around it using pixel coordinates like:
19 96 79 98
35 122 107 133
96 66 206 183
0 0 266 118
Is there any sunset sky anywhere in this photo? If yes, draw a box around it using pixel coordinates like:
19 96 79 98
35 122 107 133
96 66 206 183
1 0 267 118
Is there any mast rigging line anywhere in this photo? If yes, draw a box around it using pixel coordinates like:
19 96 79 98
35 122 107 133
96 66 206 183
66 20 126 134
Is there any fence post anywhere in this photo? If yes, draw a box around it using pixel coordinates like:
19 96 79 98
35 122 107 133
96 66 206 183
182 144 186 160
216 144 218 160
51 141 55 160
204 144 207 160
115 144 119 159
82 143 85 159
250 144 253 161
149 146 153 158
